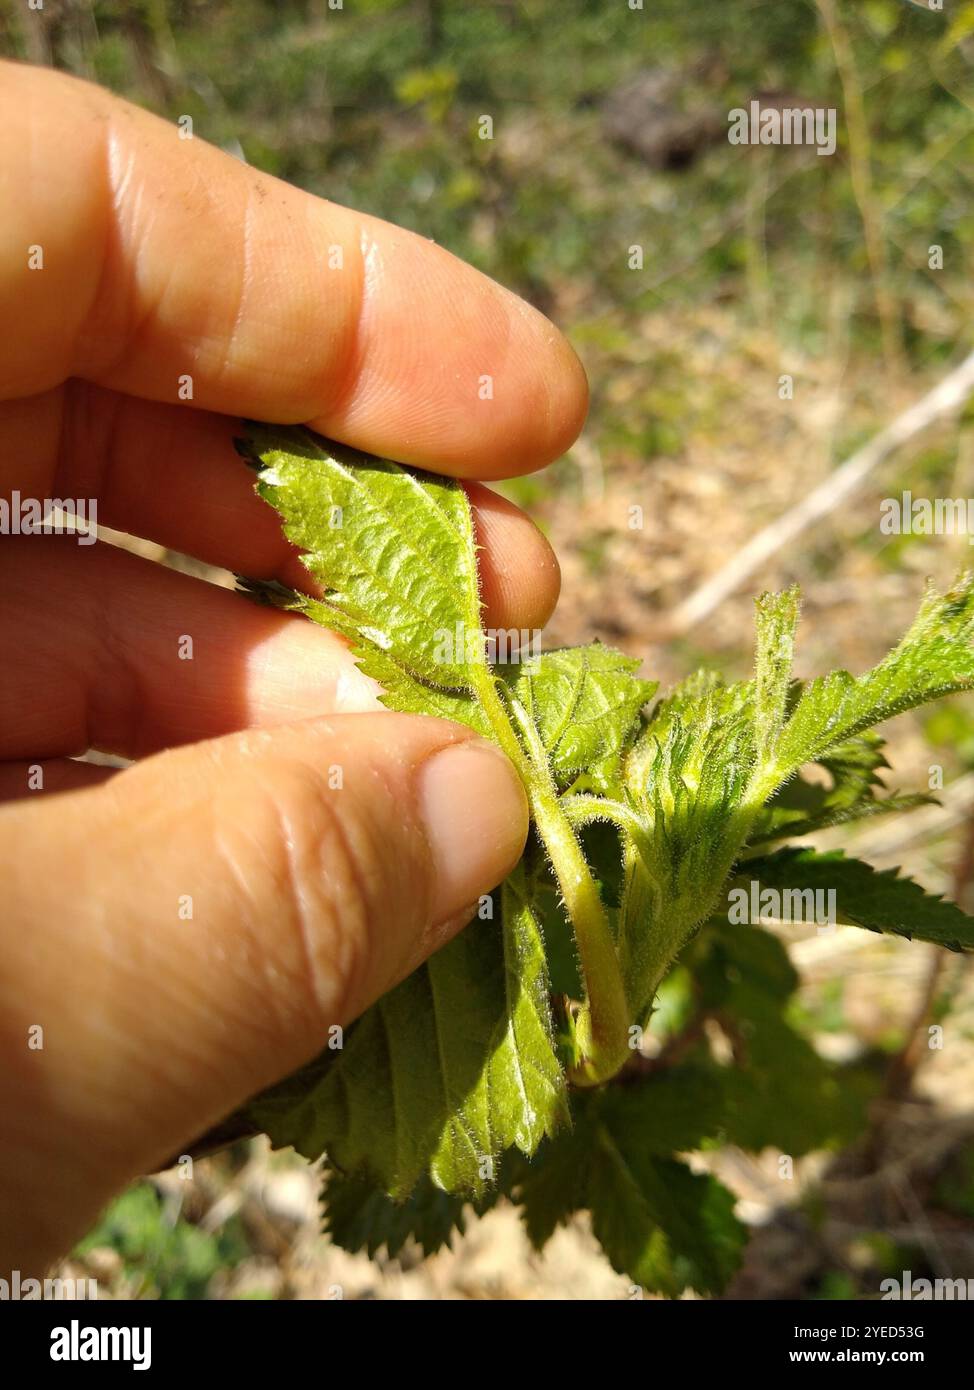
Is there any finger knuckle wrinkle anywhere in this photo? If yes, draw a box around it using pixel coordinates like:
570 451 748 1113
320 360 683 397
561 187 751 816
251 764 380 1028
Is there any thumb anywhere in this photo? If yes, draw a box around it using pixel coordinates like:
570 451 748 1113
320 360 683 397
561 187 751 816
0 713 527 1268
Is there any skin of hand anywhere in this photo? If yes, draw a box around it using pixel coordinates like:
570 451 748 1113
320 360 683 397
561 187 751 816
0 61 588 1274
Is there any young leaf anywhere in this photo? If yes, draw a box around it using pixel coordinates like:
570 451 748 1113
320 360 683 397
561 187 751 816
746 732 932 847
740 847 974 952
503 645 657 793
243 423 486 688
771 573 974 782
626 671 754 800
753 585 800 761
615 579 974 1009
617 675 759 1007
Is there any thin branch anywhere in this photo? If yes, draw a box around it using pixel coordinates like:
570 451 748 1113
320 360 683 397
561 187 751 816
666 348 974 636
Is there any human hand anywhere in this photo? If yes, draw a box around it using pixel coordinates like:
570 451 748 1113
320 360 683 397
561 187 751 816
0 61 587 1272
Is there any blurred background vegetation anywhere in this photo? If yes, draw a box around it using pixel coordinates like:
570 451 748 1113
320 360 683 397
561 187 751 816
6 2 974 427
7 0 974 1298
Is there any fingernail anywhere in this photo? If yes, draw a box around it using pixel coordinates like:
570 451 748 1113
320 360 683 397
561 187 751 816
418 739 529 924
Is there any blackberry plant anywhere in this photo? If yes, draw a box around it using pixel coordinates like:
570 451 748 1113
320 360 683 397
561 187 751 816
230 424 974 1295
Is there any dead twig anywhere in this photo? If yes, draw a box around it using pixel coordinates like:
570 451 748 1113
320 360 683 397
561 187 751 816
665 348 974 636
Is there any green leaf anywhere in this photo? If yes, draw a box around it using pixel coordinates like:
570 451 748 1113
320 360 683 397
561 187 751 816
517 1125 586 1252
741 847 974 952
772 573 974 780
747 732 933 847
322 1169 496 1259
720 1026 869 1155
818 733 893 809
236 574 490 730
589 1154 743 1299
490 871 572 1150
350 629 490 730
753 586 800 761
696 924 874 1153
243 423 486 688
248 865 568 1198
504 645 656 793
614 579 974 1006
518 836 583 998
746 790 930 847
518 1082 744 1296
606 1063 728 1153
322 1153 524 1260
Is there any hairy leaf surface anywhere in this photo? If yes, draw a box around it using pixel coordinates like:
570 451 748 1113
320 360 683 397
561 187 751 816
244 423 485 687
504 645 656 792
772 574 974 779
249 867 567 1197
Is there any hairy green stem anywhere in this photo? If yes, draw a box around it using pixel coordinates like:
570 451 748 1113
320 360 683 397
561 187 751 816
472 671 631 1085
563 792 647 840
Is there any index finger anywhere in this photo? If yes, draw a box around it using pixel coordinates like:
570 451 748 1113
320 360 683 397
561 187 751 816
0 61 587 479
